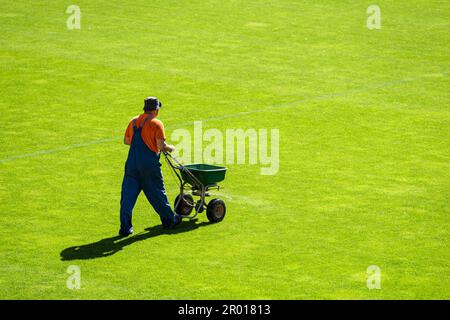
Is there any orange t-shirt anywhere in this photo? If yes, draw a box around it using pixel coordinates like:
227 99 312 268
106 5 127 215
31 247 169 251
124 114 166 153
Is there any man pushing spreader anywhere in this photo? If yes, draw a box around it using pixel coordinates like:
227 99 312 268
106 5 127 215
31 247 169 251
119 97 181 236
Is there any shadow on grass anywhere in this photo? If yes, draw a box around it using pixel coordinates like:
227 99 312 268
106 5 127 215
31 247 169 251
60 220 211 261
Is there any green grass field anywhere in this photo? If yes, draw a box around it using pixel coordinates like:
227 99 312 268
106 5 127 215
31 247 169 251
0 0 449 299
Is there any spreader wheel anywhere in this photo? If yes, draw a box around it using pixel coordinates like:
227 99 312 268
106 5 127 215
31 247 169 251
206 199 226 223
174 194 194 216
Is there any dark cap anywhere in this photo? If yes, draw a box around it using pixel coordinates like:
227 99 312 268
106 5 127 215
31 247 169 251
144 97 162 111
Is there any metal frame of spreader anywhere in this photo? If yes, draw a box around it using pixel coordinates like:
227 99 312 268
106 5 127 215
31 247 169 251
163 152 220 220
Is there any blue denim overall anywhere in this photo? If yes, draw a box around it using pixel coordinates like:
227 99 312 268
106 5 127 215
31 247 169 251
120 116 176 233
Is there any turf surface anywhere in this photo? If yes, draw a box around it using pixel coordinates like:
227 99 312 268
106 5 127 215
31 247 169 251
0 0 448 299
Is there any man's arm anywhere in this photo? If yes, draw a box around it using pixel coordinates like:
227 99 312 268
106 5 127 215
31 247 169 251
124 119 135 145
157 139 175 153
155 120 175 153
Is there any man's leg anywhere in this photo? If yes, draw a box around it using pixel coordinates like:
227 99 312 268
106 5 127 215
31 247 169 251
141 173 178 228
120 173 142 235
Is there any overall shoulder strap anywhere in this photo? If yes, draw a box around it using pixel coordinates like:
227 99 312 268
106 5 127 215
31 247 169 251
132 118 138 131
139 114 155 129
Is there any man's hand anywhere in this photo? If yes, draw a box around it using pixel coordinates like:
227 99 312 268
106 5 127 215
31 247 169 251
157 139 175 153
164 144 176 153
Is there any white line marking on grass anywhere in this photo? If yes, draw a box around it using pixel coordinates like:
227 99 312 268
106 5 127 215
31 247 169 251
198 72 449 123
0 72 447 164
0 137 119 163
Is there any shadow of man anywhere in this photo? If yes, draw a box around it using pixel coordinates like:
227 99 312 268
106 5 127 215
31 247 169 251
60 220 211 261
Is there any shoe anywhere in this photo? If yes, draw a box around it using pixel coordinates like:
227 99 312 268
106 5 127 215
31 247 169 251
174 214 183 226
119 227 134 237
163 214 183 230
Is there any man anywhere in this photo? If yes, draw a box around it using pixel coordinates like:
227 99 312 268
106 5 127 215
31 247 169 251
119 96 181 236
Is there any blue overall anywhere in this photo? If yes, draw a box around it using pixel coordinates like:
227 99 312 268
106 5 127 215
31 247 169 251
120 116 176 233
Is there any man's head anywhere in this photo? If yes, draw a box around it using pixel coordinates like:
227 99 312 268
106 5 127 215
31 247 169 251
143 97 162 115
